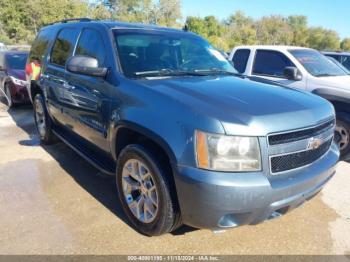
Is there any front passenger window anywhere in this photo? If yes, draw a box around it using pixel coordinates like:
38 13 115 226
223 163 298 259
50 28 80 67
75 29 106 66
253 50 294 78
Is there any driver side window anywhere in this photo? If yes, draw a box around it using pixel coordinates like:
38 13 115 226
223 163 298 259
253 50 295 78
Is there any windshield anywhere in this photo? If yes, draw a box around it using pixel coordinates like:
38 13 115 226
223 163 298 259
289 49 347 77
6 53 27 70
326 56 350 74
114 30 237 78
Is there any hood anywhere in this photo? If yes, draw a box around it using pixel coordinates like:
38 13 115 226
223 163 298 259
139 75 334 136
311 75 350 91
7 69 25 80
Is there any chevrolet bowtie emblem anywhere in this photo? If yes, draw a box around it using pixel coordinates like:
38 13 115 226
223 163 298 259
307 137 323 150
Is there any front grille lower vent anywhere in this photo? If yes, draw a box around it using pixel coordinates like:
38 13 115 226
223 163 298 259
270 138 333 173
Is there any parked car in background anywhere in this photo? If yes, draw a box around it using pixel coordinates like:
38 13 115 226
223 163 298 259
28 19 339 236
326 56 350 74
323 51 350 71
230 46 350 159
0 51 29 107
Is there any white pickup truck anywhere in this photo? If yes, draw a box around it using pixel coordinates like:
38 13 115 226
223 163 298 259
229 45 350 159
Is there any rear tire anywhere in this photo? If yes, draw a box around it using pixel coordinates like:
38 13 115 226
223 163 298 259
335 116 350 160
116 144 180 236
33 93 57 144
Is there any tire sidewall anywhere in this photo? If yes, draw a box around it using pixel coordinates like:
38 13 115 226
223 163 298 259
33 94 52 143
116 145 173 236
4 84 13 108
336 117 350 158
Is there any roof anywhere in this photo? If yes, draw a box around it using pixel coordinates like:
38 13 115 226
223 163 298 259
322 51 350 56
233 45 313 51
41 18 188 34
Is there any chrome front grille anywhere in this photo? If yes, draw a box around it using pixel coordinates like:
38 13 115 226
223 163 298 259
268 119 335 146
268 119 335 174
270 138 333 173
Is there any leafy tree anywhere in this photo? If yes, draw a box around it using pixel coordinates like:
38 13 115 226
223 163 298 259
225 11 257 48
307 27 340 50
156 0 181 27
0 0 89 44
256 15 293 45
287 15 308 46
341 38 350 51
186 15 228 50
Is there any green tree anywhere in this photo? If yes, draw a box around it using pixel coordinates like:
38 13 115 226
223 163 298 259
307 27 340 50
0 0 89 44
225 11 257 48
186 15 228 50
287 15 308 46
256 15 293 45
341 38 350 51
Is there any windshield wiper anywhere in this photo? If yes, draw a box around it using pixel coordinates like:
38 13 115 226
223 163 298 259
194 68 242 77
134 69 208 77
315 73 337 77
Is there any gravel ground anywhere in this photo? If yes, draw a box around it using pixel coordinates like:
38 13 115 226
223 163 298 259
0 103 349 255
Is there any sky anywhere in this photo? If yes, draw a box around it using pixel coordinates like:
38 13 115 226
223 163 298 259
182 0 350 39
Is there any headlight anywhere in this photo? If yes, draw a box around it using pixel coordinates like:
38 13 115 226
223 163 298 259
10 76 27 86
195 130 262 172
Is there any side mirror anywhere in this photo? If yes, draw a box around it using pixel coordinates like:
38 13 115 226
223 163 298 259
284 66 302 81
66 56 107 77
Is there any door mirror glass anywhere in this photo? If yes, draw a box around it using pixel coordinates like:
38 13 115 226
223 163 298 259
283 66 302 81
66 56 107 77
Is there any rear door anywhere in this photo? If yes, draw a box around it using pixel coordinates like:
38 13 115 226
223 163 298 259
45 27 80 126
231 49 251 74
63 28 112 152
251 49 307 89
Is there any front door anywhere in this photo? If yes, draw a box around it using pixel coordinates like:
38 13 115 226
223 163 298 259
251 49 307 90
63 28 112 153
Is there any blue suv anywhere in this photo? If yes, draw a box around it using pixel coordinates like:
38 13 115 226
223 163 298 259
27 19 339 236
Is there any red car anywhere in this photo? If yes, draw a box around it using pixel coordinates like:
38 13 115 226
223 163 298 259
0 51 29 107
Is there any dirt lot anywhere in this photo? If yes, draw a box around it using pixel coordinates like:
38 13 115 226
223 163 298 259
0 103 349 255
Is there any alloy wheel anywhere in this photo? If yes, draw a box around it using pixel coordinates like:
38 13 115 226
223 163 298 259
121 159 159 223
335 124 350 151
35 99 46 137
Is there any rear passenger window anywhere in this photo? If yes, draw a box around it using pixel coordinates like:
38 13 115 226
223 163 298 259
50 28 80 67
29 29 56 64
253 50 294 78
232 49 250 73
75 29 106 66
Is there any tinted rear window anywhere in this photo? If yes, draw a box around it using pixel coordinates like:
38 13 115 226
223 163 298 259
50 28 80 67
232 49 250 73
6 53 28 70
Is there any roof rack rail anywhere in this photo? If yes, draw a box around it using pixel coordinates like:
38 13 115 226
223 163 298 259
47 18 93 26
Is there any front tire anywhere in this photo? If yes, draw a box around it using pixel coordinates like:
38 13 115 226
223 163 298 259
33 94 56 144
335 116 350 160
116 144 180 236
4 84 13 108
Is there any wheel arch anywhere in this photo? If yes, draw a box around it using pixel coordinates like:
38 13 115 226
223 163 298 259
111 120 178 167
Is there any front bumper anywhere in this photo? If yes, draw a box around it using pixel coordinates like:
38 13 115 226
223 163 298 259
174 143 339 229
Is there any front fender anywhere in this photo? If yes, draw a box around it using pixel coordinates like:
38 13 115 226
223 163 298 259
109 119 178 165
